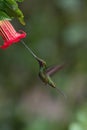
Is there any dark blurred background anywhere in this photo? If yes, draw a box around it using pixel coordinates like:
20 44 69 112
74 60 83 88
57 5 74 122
0 0 87 130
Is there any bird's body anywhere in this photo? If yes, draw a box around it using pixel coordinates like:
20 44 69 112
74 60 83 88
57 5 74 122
37 57 66 97
37 58 56 88
38 66 56 88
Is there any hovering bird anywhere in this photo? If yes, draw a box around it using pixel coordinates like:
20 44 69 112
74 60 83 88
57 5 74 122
21 41 66 97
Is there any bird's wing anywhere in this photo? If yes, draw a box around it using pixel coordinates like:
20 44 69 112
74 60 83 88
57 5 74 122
46 63 65 76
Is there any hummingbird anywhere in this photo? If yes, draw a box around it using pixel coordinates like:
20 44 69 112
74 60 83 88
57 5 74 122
21 40 66 97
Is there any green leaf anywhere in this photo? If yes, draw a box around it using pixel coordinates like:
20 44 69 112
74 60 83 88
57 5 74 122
0 11 11 20
0 0 25 25
15 0 24 2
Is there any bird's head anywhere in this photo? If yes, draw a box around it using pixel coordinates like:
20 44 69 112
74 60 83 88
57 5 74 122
37 58 46 68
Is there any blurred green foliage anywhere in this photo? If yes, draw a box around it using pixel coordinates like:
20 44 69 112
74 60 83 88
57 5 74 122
0 0 25 24
0 0 87 130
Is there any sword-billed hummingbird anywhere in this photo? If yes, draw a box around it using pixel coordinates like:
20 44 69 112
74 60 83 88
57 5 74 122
21 41 66 97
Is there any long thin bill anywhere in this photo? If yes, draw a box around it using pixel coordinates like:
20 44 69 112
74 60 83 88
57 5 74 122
21 40 38 59
21 40 46 64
